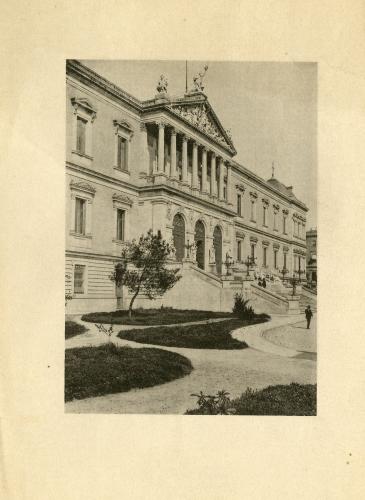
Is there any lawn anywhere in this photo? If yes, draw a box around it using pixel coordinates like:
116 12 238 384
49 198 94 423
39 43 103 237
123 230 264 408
117 316 269 349
186 383 317 415
65 321 88 339
81 308 234 326
65 343 193 402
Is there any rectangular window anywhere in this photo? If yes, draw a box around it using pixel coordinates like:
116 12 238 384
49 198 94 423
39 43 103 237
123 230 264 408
263 247 267 266
237 240 242 262
283 252 287 269
263 207 267 226
75 197 86 235
274 250 278 269
283 216 287 234
74 264 85 294
274 212 277 230
237 194 242 216
117 136 128 171
223 183 227 200
76 116 87 154
251 244 255 259
251 201 256 221
116 209 125 241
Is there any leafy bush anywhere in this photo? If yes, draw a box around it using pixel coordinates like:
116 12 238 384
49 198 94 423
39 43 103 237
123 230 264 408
186 383 317 415
65 321 88 339
82 308 233 326
233 294 256 320
117 318 270 349
65 343 193 401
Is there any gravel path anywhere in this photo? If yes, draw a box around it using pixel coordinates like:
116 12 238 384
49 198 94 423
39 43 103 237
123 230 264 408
65 313 316 414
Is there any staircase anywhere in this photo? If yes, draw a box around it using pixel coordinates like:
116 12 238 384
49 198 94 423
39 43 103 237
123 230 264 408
299 294 317 313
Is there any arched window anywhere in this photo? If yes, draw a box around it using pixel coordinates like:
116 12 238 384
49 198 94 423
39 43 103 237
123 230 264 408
213 226 223 275
194 220 205 270
172 214 185 261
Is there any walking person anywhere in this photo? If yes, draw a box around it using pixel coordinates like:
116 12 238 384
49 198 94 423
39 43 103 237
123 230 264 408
305 305 313 329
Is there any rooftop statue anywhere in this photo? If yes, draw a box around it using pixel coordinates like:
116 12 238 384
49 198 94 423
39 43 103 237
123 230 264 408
156 74 168 94
192 64 208 92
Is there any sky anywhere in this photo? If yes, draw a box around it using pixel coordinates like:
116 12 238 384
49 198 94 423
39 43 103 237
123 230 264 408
83 60 317 227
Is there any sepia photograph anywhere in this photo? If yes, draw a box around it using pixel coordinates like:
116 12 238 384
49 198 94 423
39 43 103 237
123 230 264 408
65 59 317 415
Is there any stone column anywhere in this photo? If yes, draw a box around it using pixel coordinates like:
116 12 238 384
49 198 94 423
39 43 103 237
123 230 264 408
158 122 165 173
218 158 225 200
170 128 177 179
201 147 208 193
210 152 216 197
182 135 188 184
139 122 150 174
192 141 199 191
226 163 232 204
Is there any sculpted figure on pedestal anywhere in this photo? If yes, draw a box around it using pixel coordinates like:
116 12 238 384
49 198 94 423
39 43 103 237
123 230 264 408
156 74 168 94
192 64 208 92
209 243 216 264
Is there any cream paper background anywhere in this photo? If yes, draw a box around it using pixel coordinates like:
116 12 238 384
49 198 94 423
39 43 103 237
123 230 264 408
0 1 364 498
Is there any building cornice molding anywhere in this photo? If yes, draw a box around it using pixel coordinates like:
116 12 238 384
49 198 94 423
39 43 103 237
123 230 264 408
66 162 139 193
234 220 307 249
139 183 236 217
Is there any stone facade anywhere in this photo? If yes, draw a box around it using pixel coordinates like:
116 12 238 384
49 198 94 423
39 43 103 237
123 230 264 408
66 60 308 313
306 228 317 285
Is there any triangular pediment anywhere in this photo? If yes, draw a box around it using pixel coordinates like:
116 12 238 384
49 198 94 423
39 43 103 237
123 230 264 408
169 98 236 154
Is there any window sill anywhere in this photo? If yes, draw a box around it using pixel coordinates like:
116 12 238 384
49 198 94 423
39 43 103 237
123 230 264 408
70 231 92 239
250 219 257 223
114 166 130 175
113 239 125 245
72 150 93 161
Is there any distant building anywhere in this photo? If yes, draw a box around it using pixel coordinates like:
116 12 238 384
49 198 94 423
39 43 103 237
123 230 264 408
66 60 308 313
306 228 317 285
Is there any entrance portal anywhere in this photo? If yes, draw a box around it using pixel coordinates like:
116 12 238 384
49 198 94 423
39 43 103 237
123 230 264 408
172 213 185 261
194 220 205 270
213 225 222 275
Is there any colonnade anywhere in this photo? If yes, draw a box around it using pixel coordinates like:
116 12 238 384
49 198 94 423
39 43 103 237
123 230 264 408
153 122 232 204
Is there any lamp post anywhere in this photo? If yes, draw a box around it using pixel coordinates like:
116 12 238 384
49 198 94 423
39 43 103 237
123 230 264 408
288 273 300 296
295 268 305 283
223 252 235 276
243 255 256 278
280 267 289 283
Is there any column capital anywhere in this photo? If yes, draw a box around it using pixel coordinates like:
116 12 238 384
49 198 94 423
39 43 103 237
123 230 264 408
201 145 208 153
140 122 147 132
182 134 189 143
210 151 216 159
170 127 177 136
157 121 166 129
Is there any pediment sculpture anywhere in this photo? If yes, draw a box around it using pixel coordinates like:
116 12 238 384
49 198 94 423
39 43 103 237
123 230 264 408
171 104 230 148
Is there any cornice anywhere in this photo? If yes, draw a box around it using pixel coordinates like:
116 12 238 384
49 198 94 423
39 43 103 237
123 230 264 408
66 249 123 262
234 220 307 249
139 183 235 217
66 162 139 193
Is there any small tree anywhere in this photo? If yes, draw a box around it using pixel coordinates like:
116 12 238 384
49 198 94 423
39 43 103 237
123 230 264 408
110 230 181 318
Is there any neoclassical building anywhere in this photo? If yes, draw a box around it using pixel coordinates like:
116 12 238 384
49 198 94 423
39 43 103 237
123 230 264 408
66 60 308 313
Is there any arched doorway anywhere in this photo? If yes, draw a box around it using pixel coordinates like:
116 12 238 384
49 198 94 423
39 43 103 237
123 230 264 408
194 220 205 270
172 213 185 261
213 226 222 275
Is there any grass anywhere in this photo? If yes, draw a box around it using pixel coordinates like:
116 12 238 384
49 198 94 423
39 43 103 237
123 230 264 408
65 321 88 339
81 308 234 326
186 383 317 415
65 343 193 402
117 315 269 350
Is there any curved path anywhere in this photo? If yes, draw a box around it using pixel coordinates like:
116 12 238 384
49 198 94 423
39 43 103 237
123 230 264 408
65 313 316 414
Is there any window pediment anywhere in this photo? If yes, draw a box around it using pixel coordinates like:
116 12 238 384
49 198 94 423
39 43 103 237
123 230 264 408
70 180 96 196
113 119 134 139
112 193 133 207
71 97 97 120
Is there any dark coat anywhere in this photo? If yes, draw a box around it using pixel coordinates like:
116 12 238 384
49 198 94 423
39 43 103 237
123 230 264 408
305 308 313 319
